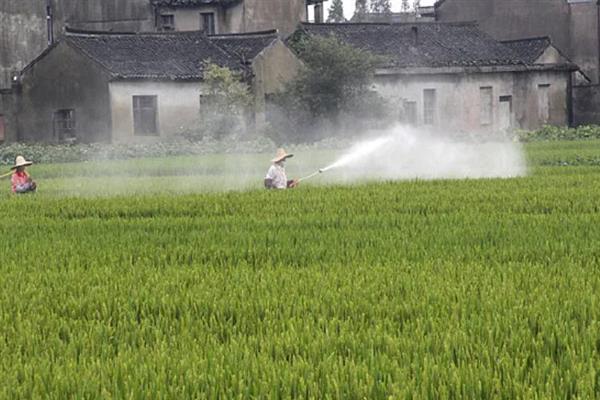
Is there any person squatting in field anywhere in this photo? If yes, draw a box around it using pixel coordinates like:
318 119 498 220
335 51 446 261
11 155 37 194
264 148 299 190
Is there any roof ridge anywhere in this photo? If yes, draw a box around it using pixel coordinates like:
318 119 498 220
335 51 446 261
209 29 279 38
500 36 551 43
300 21 478 27
66 27 207 37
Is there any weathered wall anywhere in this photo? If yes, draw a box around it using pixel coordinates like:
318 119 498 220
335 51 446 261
252 40 303 124
435 0 600 83
109 81 204 143
569 2 599 83
0 88 16 142
241 0 306 35
0 0 154 89
373 69 570 134
18 42 113 143
156 0 307 35
573 84 600 125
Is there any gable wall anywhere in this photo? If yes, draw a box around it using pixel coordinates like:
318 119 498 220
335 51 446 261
435 0 599 83
18 42 113 143
0 0 154 89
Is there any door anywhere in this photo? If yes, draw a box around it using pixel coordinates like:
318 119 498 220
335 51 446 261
499 95 512 132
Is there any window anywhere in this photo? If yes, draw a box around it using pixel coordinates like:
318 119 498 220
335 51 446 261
499 95 513 131
160 14 175 31
200 12 215 35
480 86 493 126
133 95 158 136
53 109 76 142
538 84 550 123
423 89 436 126
0 114 4 142
404 101 417 126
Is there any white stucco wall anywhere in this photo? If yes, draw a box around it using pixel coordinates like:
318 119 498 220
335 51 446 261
374 69 569 134
109 81 205 143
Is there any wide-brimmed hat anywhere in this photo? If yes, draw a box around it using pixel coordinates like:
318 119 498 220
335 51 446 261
272 148 294 163
11 155 33 170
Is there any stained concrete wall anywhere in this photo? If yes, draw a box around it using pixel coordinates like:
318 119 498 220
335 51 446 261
156 0 307 35
0 88 17 142
252 40 303 125
0 0 154 89
17 41 113 143
373 69 570 134
573 84 600 125
109 81 204 143
435 0 600 83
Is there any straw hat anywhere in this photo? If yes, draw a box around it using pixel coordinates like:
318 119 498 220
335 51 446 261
271 148 294 163
11 155 33 170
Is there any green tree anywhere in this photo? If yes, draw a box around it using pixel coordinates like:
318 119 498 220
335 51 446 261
401 0 411 12
413 0 421 14
370 0 392 14
327 0 346 22
185 63 253 140
271 35 393 142
353 0 368 21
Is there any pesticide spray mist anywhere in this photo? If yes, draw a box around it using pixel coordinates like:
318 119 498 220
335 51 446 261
302 125 526 183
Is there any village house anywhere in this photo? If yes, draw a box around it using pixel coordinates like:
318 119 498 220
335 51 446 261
295 22 578 133
431 0 600 125
0 0 326 90
152 0 326 35
4 29 301 143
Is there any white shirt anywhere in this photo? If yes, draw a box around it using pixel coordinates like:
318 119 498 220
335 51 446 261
265 163 287 189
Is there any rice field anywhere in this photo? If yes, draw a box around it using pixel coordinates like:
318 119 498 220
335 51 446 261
1 141 599 398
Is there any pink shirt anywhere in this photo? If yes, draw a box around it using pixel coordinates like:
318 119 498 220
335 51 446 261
11 171 29 193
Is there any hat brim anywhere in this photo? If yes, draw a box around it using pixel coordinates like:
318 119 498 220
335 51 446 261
272 154 293 163
11 161 33 170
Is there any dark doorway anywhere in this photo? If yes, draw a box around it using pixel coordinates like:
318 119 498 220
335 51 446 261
53 109 76 143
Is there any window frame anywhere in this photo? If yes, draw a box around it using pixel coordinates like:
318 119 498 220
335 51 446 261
132 95 159 136
423 88 436 126
160 14 175 31
200 12 216 35
479 86 493 126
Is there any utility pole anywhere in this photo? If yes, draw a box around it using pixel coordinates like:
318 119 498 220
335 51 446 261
46 0 54 46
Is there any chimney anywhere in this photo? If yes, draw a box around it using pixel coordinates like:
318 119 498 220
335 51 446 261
314 2 323 23
411 26 419 46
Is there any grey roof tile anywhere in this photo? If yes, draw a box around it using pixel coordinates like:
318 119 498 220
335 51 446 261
64 30 278 80
501 37 552 65
297 22 526 68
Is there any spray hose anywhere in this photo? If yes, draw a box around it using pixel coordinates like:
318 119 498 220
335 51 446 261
298 169 324 183
0 171 12 179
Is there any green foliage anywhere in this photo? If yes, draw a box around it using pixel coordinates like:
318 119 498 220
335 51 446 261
0 137 277 165
401 0 411 11
184 63 254 140
326 0 346 22
518 125 600 142
272 35 391 142
353 0 369 21
1 141 600 397
370 0 392 14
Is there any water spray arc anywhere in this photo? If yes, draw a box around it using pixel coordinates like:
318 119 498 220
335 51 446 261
297 136 394 183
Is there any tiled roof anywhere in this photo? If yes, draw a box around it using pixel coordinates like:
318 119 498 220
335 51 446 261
210 30 279 63
150 0 242 7
63 30 280 80
501 37 552 65
297 22 525 68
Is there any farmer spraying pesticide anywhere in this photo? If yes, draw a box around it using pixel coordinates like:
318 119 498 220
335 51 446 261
264 149 299 189
9 156 37 194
